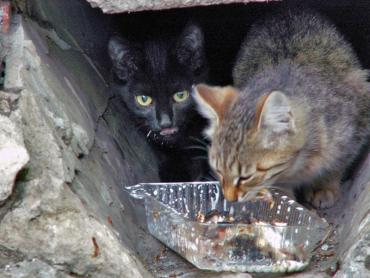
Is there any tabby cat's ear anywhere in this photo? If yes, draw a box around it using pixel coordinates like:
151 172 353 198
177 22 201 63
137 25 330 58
108 36 139 82
256 91 296 140
176 22 205 73
193 84 238 139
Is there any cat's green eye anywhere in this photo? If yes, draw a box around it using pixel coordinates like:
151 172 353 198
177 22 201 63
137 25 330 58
135 95 153 106
173 90 189 103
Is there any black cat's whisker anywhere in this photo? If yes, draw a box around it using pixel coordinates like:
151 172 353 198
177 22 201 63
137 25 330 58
184 145 208 152
135 123 148 132
191 156 209 161
137 124 147 129
147 130 152 138
189 136 207 146
189 136 208 147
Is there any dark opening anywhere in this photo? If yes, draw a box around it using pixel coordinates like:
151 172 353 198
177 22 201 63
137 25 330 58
0 60 5 89
25 0 370 85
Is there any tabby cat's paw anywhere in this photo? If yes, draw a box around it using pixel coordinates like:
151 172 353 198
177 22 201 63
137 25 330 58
305 186 340 209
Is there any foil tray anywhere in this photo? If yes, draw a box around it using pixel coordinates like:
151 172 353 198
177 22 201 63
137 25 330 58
125 182 329 273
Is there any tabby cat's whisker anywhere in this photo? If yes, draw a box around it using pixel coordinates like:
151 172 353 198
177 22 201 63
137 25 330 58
207 171 218 180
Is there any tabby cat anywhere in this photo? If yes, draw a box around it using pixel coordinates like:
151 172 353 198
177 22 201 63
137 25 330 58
194 10 370 208
108 21 209 181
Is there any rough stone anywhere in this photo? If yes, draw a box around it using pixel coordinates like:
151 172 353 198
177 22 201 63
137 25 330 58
0 14 155 277
0 144 29 202
0 112 29 203
86 0 275 13
334 154 370 278
1 259 62 278
1 14 24 92
0 174 150 277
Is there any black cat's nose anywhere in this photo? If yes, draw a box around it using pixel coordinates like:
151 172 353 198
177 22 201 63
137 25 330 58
159 114 172 128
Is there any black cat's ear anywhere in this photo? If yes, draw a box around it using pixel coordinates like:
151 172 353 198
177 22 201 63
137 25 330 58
108 36 138 82
176 22 205 74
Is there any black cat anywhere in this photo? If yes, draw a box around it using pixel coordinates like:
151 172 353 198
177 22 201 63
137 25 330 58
108 21 209 181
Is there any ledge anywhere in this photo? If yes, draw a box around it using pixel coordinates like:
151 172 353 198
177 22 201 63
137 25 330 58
85 0 276 14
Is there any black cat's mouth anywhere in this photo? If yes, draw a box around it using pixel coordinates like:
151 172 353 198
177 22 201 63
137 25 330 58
145 126 183 148
160 127 179 136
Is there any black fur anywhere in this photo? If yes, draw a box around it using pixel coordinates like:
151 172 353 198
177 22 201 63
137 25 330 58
108 21 209 181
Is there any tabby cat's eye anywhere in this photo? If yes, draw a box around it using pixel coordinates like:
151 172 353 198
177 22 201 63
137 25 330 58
135 95 153 106
173 90 189 102
237 175 253 185
257 162 287 172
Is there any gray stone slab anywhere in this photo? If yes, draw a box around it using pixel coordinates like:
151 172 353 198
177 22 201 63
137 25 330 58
86 0 276 14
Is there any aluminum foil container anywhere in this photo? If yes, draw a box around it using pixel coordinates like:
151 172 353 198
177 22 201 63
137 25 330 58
125 182 329 273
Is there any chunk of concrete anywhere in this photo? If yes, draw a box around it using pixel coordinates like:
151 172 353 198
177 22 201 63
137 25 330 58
0 113 29 203
86 0 273 13
0 145 29 202
0 14 155 277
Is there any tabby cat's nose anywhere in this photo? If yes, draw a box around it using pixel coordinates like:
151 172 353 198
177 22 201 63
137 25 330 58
159 114 172 128
223 184 239 202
